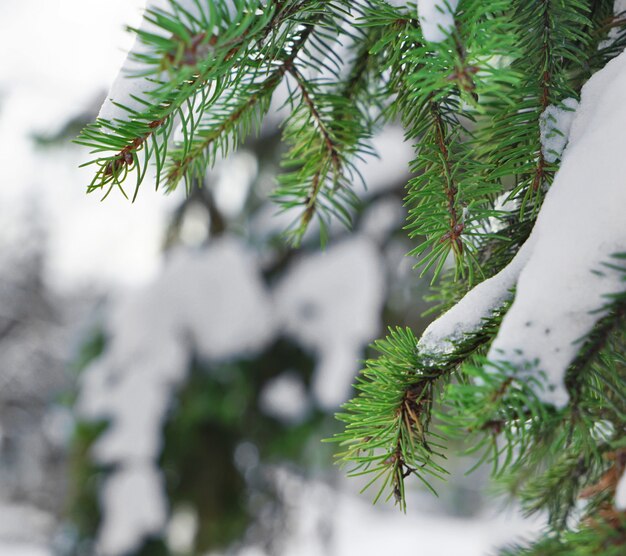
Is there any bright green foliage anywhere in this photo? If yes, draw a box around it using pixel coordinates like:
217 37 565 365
271 23 375 243
484 1 592 212
79 1 275 198
77 0 375 243
332 327 449 510
336 268 626 552
79 0 626 553
364 1 521 281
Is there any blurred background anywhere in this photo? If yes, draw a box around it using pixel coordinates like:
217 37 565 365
0 1 543 555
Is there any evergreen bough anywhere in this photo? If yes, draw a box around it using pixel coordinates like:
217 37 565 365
79 1 626 553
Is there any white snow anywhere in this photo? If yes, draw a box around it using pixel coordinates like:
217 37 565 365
540 98 578 163
484 190 520 235
98 0 195 122
417 0 459 43
419 50 626 407
259 372 311 423
74 232 391 552
213 151 258 218
360 197 405 243
0 544 51 556
98 0 241 124
418 239 534 361
165 506 199 554
110 239 277 366
590 420 615 443
354 126 414 197
91 370 174 464
274 238 386 409
76 235 388 552
98 465 167 556
240 467 544 556
617 0 626 14
615 468 626 510
0 0 177 293
0 504 55 546
77 238 277 555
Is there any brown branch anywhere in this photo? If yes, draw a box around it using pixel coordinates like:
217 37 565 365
431 103 464 254
580 449 626 500
287 65 344 234
580 450 626 531
103 117 166 179
164 95 259 187
533 2 553 192
388 379 436 505
596 16 626 34
288 67 342 177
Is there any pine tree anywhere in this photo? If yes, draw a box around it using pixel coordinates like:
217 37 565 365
78 1 626 553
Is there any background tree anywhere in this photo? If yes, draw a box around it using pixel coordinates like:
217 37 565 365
77 1 626 555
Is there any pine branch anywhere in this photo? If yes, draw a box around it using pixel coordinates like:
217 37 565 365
272 12 376 244
487 0 592 213
77 3 626 549
78 0 381 242
164 23 316 191
77 0 330 199
436 267 626 527
284 65 344 235
334 251 626 512
579 0 626 81
329 328 449 510
366 0 520 282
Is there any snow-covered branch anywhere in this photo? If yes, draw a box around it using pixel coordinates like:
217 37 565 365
419 49 626 407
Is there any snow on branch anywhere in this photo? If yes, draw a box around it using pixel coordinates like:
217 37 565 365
419 49 626 408
99 0 211 122
539 97 578 164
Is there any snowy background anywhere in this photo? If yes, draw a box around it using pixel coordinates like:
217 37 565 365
0 1 544 555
